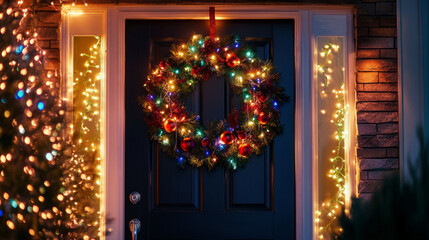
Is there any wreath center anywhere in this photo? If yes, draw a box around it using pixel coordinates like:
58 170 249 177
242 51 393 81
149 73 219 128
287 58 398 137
141 35 286 169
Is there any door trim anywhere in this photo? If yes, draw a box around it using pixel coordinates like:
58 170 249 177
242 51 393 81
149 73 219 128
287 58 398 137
62 5 354 240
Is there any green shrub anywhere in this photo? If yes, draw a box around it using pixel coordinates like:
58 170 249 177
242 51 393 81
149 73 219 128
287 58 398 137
338 130 429 240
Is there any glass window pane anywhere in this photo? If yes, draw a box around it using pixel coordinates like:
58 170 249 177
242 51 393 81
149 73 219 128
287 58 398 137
66 36 102 239
315 36 345 239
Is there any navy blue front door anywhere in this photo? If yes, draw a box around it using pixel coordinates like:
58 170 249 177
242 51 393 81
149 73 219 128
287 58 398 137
125 19 295 240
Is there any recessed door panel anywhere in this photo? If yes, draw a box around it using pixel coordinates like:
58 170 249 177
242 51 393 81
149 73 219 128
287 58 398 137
125 19 295 240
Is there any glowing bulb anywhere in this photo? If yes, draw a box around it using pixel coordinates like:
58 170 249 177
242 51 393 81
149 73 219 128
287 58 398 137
37 102 45 110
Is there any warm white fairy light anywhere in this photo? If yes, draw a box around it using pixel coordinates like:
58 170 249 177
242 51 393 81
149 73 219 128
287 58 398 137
315 42 346 239
63 36 102 239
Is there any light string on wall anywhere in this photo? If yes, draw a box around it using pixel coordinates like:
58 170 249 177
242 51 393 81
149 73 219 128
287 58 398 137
315 42 347 239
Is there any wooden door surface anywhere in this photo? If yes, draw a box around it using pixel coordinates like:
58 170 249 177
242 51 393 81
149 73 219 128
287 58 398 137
125 19 295 240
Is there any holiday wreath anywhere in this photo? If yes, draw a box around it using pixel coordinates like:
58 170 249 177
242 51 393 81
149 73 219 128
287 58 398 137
140 35 286 169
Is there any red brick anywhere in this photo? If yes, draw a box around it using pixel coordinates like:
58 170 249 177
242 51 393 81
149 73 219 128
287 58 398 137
87 0 116 3
377 123 399 134
45 49 59 60
357 112 398 123
363 83 397 92
359 180 384 193
35 4 61 11
358 3 376 15
376 2 396 15
379 72 398 82
358 135 399 147
380 49 397 58
38 40 50 49
387 148 399 157
36 11 61 27
356 102 398 112
50 40 59 49
356 83 364 92
44 59 60 70
369 28 396 37
357 148 387 158
357 72 378 83
360 171 368 180
358 37 394 48
357 92 397 101
357 59 397 71
357 16 379 27
359 158 399 170
367 170 397 180
119 0 174 2
357 49 380 58
37 27 58 40
358 124 377 135
380 16 397 27
357 28 369 37
358 193 373 202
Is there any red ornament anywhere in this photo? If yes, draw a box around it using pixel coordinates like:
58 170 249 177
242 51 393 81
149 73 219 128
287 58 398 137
181 138 195 152
163 119 177 132
159 61 168 70
258 112 269 125
154 75 165 84
191 66 200 75
238 143 252 157
202 138 211 148
225 53 241 67
258 92 268 102
237 130 247 140
220 131 234 145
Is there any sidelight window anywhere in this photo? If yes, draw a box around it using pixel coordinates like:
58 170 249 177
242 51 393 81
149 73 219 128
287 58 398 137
312 15 356 240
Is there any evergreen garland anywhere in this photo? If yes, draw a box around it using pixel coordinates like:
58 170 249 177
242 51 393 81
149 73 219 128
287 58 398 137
140 35 287 169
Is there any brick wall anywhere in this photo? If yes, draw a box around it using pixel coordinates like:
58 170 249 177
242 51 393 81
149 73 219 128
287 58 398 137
355 0 398 200
35 8 61 86
35 0 399 199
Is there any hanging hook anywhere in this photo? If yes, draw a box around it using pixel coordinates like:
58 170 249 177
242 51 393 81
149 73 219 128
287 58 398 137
209 7 216 40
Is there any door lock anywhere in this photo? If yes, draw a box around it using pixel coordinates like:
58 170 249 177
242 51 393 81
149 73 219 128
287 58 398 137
129 219 141 240
129 191 141 204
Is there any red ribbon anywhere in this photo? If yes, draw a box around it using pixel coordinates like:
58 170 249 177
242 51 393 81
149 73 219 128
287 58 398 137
209 7 216 40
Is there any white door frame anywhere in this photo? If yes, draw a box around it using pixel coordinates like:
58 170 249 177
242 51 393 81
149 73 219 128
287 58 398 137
61 5 354 240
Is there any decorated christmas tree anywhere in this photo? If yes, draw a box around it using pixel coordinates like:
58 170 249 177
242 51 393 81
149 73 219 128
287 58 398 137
0 3 67 239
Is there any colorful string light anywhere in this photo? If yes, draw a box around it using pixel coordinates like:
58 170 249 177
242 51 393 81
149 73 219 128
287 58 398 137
141 35 286 169
0 4 67 238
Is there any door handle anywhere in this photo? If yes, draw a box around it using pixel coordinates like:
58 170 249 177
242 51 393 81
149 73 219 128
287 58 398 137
129 219 141 240
129 191 141 204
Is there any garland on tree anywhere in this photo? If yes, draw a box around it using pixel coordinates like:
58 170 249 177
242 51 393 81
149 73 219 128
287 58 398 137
141 35 286 169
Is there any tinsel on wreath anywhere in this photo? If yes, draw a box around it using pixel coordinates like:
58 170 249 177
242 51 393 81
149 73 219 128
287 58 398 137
0 3 68 239
140 35 287 169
